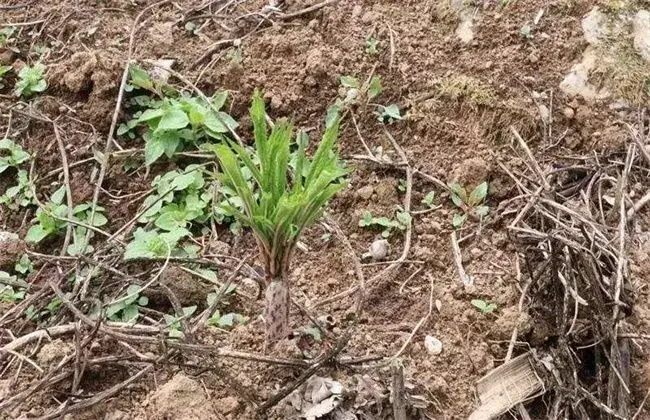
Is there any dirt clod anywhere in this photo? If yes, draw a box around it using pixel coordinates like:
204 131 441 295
37 339 74 368
0 231 25 269
450 157 489 188
147 373 218 419
159 266 211 306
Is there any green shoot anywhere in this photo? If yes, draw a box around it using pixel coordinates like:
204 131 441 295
105 284 149 323
449 181 489 228
471 299 497 314
0 139 30 173
15 63 47 97
422 191 435 208
215 89 348 341
359 210 411 238
0 65 12 89
365 36 379 55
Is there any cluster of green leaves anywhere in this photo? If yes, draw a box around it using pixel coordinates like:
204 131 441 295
26 186 108 256
471 299 497 314
365 36 378 55
0 254 32 305
105 284 149 323
359 210 411 238
164 305 197 338
0 138 29 173
0 27 17 50
449 181 489 228
204 286 248 329
0 65 12 90
15 63 47 97
421 191 435 208
119 66 237 166
337 74 402 123
1 139 35 210
123 164 242 259
215 90 349 278
26 296 62 322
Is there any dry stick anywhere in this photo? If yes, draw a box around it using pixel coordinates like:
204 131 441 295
388 274 434 362
632 387 650 420
608 144 634 415
191 256 249 332
275 0 339 20
192 38 234 67
510 126 551 191
391 361 407 420
450 231 472 286
52 123 74 256
45 275 308 368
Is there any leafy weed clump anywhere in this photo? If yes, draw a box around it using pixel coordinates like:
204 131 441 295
216 90 349 341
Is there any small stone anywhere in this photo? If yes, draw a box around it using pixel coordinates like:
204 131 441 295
355 185 374 200
537 104 550 124
528 52 539 64
633 10 650 62
424 335 443 355
563 107 575 119
482 61 493 70
361 11 375 24
0 232 25 269
369 239 389 261
581 7 608 45
270 95 283 110
307 19 319 29
216 396 239 414
304 75 317 87
150 59 175 85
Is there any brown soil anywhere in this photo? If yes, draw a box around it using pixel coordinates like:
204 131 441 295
1 0 650 419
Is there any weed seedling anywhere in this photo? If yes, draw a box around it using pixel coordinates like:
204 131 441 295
359 210 411 238
215 89 348 341
164 305 197 338
520 24 533 40
0 27 17 51
105 284 149 323
471 299 497 314
449 181 489 228
377 104 402 123
365 36 379 55
422 191 435 208
0 139 30 173
0 65 11 89
15 63 47 97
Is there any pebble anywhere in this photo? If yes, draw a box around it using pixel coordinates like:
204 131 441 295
424 335 443 355
563 107 575 119
369 239 389 261
355 185 374 200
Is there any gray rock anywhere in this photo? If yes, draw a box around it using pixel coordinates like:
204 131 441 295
582 7 608 45
355 185 374 201
633 10 650 62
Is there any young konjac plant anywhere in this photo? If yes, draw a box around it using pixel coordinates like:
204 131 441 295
216 90 349 341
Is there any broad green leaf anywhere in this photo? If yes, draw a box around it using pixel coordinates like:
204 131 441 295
422 191 435 207
50 186 66 205
25 224 48 243
469 182 488 207
396 211 412 227
452 212 467 228
144 137 166 166
157 108 189 131
380 104 402 122
129 65 153 90
137 108 164 123
368 75 382 100
340 76 360 89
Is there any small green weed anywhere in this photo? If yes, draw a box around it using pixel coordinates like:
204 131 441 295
25 186 108 253
105 284 149 323
0 27 17 50
15 63 47 97
520 23 533 40
359 210 411 238
0 138 30 173
471 299 497 314
422 191 435 208
365 36 378 55
120 66 237 165
164 305 197 338
449 181 489 228
0 65 12 89
1 170 35 209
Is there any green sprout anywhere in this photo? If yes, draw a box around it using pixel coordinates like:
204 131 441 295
15 63 47 97
449 181 489 228
215 90 349 341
